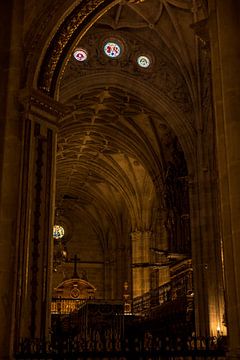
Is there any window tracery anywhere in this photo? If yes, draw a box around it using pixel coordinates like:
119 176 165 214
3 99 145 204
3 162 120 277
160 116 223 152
103 41 122 58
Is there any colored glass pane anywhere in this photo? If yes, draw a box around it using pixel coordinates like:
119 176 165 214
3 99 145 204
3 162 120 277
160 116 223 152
73 48 88 62
53 225 64 239
137 55 151 68
104 41 121 58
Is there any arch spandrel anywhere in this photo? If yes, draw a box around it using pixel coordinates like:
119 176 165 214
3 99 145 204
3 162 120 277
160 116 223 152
28 0 120 93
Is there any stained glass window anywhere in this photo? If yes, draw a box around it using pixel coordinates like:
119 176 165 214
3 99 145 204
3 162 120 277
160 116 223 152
104 41 122 58
73 48 88 62
137 55 151 68
53 225 65 239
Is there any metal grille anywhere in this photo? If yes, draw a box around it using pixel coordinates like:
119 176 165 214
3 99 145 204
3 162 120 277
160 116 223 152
15 334 227 359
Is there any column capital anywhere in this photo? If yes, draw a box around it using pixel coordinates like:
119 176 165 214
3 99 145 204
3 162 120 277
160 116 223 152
131 229 152 241
19 88 66 128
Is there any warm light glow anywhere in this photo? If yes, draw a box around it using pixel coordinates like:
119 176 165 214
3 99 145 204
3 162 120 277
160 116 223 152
209 315 227 336
51 299 86 314
53 225 64 239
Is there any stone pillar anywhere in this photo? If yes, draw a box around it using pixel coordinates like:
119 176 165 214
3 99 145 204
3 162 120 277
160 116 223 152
131 230 151 298
13 90 64 344
187 12 226 338
209 1 240 357
153 210 170 287
0 0 24 358
104 251 114 299
189 170 225 337
115 245 129 299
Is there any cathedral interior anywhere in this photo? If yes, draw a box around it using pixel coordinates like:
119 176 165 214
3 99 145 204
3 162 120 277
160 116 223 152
0 0 239 359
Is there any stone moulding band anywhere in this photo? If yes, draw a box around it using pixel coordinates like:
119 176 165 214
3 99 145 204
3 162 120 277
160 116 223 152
37 0 114 96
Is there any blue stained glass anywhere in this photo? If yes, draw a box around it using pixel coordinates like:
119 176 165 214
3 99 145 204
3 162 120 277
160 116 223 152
104 42 121 58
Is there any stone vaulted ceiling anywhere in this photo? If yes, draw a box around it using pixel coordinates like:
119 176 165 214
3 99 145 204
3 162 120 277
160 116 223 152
55 0 207 244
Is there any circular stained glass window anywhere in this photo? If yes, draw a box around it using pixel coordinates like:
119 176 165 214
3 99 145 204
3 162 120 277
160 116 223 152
73 48 88 62
104 41 122 58
137 55 151 68
53 225 65 239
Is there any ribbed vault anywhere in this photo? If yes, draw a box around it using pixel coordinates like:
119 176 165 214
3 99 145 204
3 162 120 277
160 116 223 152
50 0 204 295
57 84 187 231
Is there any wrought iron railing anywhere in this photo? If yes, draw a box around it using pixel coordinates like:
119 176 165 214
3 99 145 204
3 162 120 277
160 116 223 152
51 297 87 314
51 298 124 314
132 267 193 315
15 334 227 358
51 298 125 341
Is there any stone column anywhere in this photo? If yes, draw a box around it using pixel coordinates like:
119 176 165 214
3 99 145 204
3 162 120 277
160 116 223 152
142 231 151 294
209 1 240 357
189 169 225 337
14 90 64 343
0 0 24 358
187 13 226 338
104 251 114 299
131 230 151 298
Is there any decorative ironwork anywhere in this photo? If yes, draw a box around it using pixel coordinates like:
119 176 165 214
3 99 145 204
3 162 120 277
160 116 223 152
15 334 227 358
51 299 124 343
51 298 87 314
132 265 193 315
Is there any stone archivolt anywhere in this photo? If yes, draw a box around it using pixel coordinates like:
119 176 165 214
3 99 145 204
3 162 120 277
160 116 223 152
24 0 207 108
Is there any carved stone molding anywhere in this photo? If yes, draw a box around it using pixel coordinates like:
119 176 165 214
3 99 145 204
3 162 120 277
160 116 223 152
127 0 147 3
29 123 43 337
37 0 114 95
19 89 66 126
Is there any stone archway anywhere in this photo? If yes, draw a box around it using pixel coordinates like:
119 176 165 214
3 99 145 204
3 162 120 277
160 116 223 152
3 1 240 358
12 0 226 354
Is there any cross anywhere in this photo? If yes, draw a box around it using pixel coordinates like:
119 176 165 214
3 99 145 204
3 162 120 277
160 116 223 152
67 254 81 278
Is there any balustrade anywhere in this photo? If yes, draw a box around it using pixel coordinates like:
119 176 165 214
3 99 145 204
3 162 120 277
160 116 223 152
132 268 193 315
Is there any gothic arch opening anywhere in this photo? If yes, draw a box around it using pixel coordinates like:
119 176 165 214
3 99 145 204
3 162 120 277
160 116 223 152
14 0 226 353
49 0 196 340
4 1 240 358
